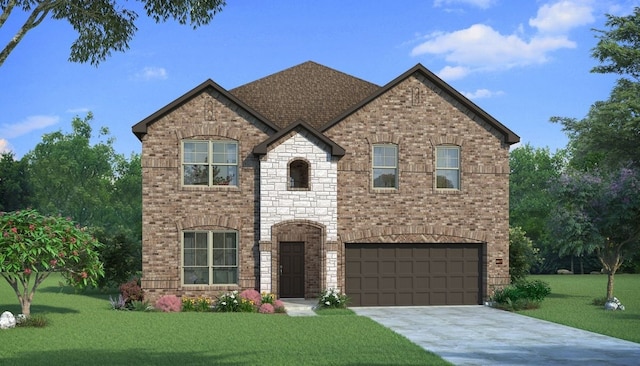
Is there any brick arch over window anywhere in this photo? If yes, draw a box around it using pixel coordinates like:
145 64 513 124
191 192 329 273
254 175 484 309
176 216 243 231
429 136 464 147
176 126 243 141
366 133 402 146
340 225 486 243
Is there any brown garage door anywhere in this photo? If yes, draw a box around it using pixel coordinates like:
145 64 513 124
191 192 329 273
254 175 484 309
346 243 482 306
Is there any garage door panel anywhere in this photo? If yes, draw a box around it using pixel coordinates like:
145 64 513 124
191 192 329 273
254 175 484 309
346 243 482 306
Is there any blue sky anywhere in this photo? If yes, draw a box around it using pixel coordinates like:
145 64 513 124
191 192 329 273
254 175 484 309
1 0 637 158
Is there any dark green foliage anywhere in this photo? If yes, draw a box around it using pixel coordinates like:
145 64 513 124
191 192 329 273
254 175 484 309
492 279 551 311
93 229 141 288
0 152 31 211
509 227 542 282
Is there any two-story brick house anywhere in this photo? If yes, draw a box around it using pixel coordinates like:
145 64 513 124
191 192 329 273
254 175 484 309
132 61 519 306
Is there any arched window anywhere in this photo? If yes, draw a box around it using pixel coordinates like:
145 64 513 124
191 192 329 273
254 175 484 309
289 159 309 189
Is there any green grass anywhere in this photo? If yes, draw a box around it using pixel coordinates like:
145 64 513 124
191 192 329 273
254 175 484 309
0 275 449 366
518 274 640 343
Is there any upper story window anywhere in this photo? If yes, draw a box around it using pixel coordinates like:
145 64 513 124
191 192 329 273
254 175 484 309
183 230 238 285
289 159 310 189
182 140 238 186
436 146 460 189
372 144 398 189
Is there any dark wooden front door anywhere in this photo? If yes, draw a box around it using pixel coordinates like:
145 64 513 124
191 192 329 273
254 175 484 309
279 242 305 298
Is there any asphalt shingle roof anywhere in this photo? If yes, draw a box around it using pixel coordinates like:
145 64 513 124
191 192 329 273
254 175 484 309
230 61 380 129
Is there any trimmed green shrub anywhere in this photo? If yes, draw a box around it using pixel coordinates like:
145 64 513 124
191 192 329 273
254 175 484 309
492 279 551 311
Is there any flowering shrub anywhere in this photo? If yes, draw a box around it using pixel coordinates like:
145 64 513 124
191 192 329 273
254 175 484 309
240 289 262 306
214 291 242 312
213 290 285 313
155 295 182 312
317 288 349 309
273 299 286 313
182 296 213 312
259 303 275 314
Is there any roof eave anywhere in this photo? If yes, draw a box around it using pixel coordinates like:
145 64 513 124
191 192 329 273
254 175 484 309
131 79 279 141
321 64 520 145
253 120 346 156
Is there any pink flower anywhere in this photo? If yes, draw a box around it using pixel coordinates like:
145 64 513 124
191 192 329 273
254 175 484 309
259 303 275 314
81 271 88 279
29 224 35 231
24 268 32 275
10 227 17 233
239 289 262 306
50 259 58 267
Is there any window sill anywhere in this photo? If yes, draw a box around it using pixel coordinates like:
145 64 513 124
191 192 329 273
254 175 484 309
181 185 241 192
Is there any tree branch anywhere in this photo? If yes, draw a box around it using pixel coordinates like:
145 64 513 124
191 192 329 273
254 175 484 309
0 0 18 29
0 0 55 68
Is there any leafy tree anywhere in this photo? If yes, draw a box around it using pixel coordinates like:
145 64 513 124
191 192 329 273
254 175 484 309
0 209 104 315
509 144 566 273
94 228 141 288
509 226 542 283
591 7 640 79
26 113 117 228
549 167 640 300
552 7 640 169
0 152 31 211
0 0 227 68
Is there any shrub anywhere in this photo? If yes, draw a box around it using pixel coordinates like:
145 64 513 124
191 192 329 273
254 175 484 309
491 279 551 311
155 295 182 312
259 303 275 314
130 300 153 312
273 299 286 313
109 294 127 310
240 289 262 306
261 292 275 305
181 296 213 312
16 314 49 328
515 279 551 301
214 291 241 312
119 278 144 305
318 288 349 309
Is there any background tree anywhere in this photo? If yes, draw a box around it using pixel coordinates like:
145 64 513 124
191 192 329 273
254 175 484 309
0 0 227 67
24 113 142 287
549 167 640 300
0 209 104 315
509 144 569 273
0 152 31 211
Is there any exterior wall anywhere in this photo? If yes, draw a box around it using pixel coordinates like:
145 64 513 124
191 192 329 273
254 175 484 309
140 89 272 302
258 130 339 297
324 73 511 299
259 130 338 242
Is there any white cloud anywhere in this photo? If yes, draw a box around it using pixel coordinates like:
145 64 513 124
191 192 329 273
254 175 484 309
66 107 91 114
433 0 496 9
529 0 595 34
0 115 60 139
463 88 505 99
0 139 12 154
135 66 168 81
411 24 576 71
437 65 471 80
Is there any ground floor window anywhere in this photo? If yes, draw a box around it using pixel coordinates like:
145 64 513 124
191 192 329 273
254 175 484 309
183 230 238 285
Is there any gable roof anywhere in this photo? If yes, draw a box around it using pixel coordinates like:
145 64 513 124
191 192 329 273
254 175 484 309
253 120 345 156
230 61 380 130
131 79 279 140
321 64 520 145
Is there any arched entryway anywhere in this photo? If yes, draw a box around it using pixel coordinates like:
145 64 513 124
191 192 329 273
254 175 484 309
270 220 325 298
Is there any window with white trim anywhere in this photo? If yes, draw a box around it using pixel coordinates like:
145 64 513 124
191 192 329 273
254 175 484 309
436 146 460 189
182 140 238 186
372 144 398 189
183 231 238 285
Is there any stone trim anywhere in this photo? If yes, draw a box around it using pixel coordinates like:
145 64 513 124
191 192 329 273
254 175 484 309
176 216 243 231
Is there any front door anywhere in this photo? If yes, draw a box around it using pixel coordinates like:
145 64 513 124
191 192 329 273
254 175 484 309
279 242 305 297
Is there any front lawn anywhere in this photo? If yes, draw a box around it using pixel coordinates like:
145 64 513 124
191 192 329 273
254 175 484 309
0 275 449 366
518 274 640 343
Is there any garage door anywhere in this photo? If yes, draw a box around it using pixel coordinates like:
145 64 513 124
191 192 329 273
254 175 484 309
345 243 482 306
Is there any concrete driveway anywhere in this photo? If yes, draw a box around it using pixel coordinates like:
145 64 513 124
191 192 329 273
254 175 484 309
352 305 640 365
